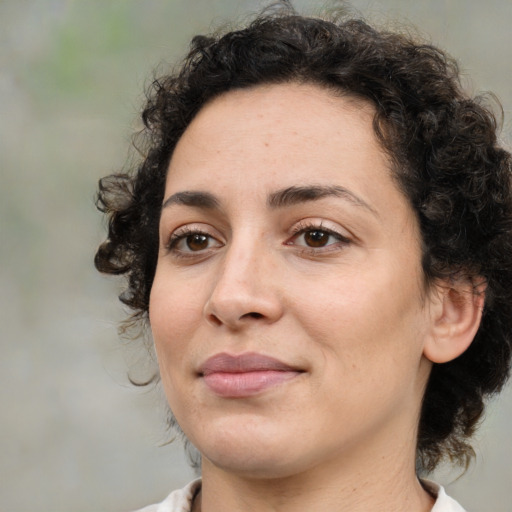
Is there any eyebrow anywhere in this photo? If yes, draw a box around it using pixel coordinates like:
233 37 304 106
161 185 377 216
267 185 378 216
162 191 220 210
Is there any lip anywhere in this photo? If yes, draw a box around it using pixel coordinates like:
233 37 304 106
198 352 303 398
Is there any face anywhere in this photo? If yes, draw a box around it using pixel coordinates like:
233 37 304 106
149 83 435 479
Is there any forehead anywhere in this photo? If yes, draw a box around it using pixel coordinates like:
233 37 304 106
166 83 391 195
177 83 376 151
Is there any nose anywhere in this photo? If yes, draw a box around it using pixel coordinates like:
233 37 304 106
203 238 284 329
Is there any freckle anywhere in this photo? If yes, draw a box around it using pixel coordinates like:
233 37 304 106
264 142 269 147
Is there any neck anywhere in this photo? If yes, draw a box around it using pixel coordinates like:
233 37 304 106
196 439 434 512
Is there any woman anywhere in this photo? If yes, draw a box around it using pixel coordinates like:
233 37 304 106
95 5 512 512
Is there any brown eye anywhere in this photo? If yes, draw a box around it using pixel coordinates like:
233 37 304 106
168 229 223 254
186 233 209 251
304 230 330 247
288 224 350 252
167 226 224 257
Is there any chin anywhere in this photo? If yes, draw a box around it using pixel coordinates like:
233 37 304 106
189 418 308 479
203 447 306 480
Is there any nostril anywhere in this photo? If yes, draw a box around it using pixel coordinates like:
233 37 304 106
208 314 223 326
246 312 263 319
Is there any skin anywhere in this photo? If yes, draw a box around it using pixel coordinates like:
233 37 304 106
149 83 463 511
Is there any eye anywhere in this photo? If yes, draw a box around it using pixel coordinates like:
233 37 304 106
167 228 223 255
287 222 350 251
300 229 333 248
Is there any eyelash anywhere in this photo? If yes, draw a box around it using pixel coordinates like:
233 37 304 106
287 221 351 253
165 221 351 259
165 226 222 258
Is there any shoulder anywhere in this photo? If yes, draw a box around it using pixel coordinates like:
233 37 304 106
422 480 468 512
133 479 201 512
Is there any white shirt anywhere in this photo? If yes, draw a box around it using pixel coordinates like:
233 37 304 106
136 479 467 512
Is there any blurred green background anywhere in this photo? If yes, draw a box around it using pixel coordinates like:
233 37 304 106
1 1 511 510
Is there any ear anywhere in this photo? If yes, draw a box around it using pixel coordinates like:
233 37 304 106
423 277 486 364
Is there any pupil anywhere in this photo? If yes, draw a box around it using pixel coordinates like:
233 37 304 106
305 230 328 247
187 234 208 251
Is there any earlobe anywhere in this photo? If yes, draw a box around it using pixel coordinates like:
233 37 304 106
423 278 486 364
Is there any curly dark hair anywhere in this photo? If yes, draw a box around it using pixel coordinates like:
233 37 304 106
95 5 512 472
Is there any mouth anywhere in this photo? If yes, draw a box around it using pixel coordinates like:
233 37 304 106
198 352 304 398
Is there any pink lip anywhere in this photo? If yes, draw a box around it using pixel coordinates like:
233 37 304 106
199 352 303 398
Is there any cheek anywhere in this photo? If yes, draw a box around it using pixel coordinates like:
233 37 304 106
149 275 203 370
149 278 205 420
292 261 427 365
297 272 429 421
